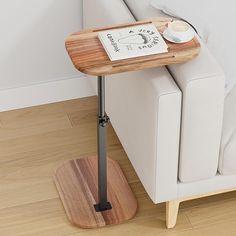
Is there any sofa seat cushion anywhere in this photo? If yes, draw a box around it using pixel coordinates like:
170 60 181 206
219 85 236 175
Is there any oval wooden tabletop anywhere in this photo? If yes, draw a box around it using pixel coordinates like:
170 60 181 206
65 17 201 76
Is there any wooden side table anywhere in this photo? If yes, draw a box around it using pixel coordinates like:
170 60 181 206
54 18 200 229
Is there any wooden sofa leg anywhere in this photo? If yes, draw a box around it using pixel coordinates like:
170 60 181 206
166 200 180 229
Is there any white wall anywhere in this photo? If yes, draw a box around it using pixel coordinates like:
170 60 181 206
0 0 94 111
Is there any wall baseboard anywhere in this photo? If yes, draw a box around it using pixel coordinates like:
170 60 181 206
0 75 95 112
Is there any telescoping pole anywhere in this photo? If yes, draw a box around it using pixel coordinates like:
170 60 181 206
94 75 112 212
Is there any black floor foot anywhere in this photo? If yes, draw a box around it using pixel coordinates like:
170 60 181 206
94 202 112 212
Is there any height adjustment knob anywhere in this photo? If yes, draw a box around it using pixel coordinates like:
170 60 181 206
99 115 110 127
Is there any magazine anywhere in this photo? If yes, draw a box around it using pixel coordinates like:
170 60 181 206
98 24 168 61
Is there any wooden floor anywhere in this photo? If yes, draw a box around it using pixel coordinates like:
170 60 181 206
1 96 236 236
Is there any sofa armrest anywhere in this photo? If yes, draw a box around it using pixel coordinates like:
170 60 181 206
106 68 181 203
168 41 225 182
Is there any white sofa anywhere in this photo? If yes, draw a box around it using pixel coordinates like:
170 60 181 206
83 0 236 228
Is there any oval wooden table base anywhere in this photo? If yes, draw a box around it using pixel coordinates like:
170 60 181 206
54 157 138 228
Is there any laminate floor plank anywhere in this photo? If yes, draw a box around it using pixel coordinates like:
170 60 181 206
0 96 235 236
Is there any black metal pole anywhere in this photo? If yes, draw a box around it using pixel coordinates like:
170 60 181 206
94 75 112 212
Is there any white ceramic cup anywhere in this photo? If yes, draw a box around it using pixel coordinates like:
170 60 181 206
165 20 195 42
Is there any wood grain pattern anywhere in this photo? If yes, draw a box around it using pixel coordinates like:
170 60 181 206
65 17 201 76
54 157 137 228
